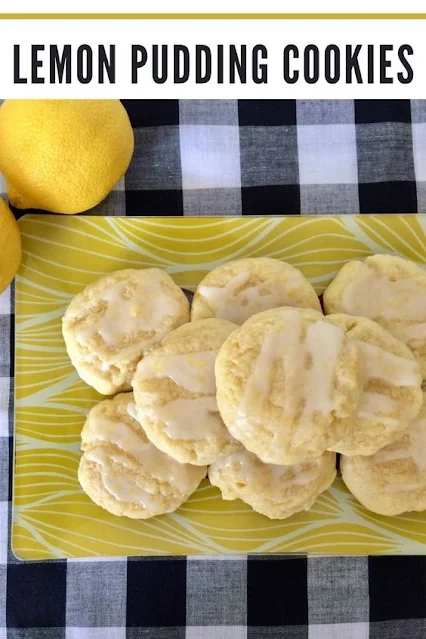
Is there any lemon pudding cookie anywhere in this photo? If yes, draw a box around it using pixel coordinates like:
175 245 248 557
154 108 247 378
62 268 190 395
215 307 361 465
323 254 426 377
326 315 422 456
209 449 336 520
191 257 321 325
341 393 426 516
132 319 240 466
78 392 206 519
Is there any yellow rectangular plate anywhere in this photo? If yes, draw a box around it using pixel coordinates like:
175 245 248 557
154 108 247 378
13 214 426 560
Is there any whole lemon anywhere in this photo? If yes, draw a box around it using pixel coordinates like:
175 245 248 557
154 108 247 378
0 199 21 293
0 100 134 214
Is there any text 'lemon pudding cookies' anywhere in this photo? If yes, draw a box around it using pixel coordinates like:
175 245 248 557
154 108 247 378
326 314 422 456
209 449 336 520
215 306 361 465
78 393 206 519
62 268 190 395
323 254 426 377
341 393 426 516
191 257 321 325
132 319 241 466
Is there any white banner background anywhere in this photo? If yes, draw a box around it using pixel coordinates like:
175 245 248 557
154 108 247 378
0 18 425 98
2 1 425 14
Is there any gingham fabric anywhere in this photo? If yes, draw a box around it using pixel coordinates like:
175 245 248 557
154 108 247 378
2 99 426 638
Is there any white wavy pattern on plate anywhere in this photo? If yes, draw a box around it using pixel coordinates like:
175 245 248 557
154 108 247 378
12 214 426 559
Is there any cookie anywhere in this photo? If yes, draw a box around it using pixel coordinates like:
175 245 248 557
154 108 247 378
191 257 321 325
215 306 361 465
209 449 336 519
323 254 426 377
327 315 422 456
78 392 206 519
62 268 190 395
340 393 426 516
132 319 241 465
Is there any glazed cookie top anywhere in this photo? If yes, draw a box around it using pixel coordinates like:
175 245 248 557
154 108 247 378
340 393 426 516
209 448 336 520
62 268 190 395
132 319 240 466
323 254 426 376
191 257 321 325
215 306 361 465
79 392 206 519
327 315 422 456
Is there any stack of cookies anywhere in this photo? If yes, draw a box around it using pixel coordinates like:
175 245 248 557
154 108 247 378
62 254 426 520
324 255 426 516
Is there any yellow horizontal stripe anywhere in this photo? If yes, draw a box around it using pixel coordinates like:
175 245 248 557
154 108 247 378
0 13 426 20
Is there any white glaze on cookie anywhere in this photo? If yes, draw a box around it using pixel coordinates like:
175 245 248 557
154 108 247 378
373 410 426 470
79 393 206 518
135 350 216 393
359 342 422 387
356 392 401 426
211 450 320 488
392 323 426 343
236 311 345 437
131 319 239 465
86 413 195 492
199 269 307 324
86 447 158 508
342 273 426 321
77 270 182 347
156 397 224 440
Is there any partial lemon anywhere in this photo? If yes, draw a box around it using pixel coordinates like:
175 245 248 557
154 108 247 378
0 100 134 214
0 199 21 293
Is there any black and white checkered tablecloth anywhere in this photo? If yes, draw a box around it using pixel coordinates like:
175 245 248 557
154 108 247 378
2 99 426 638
